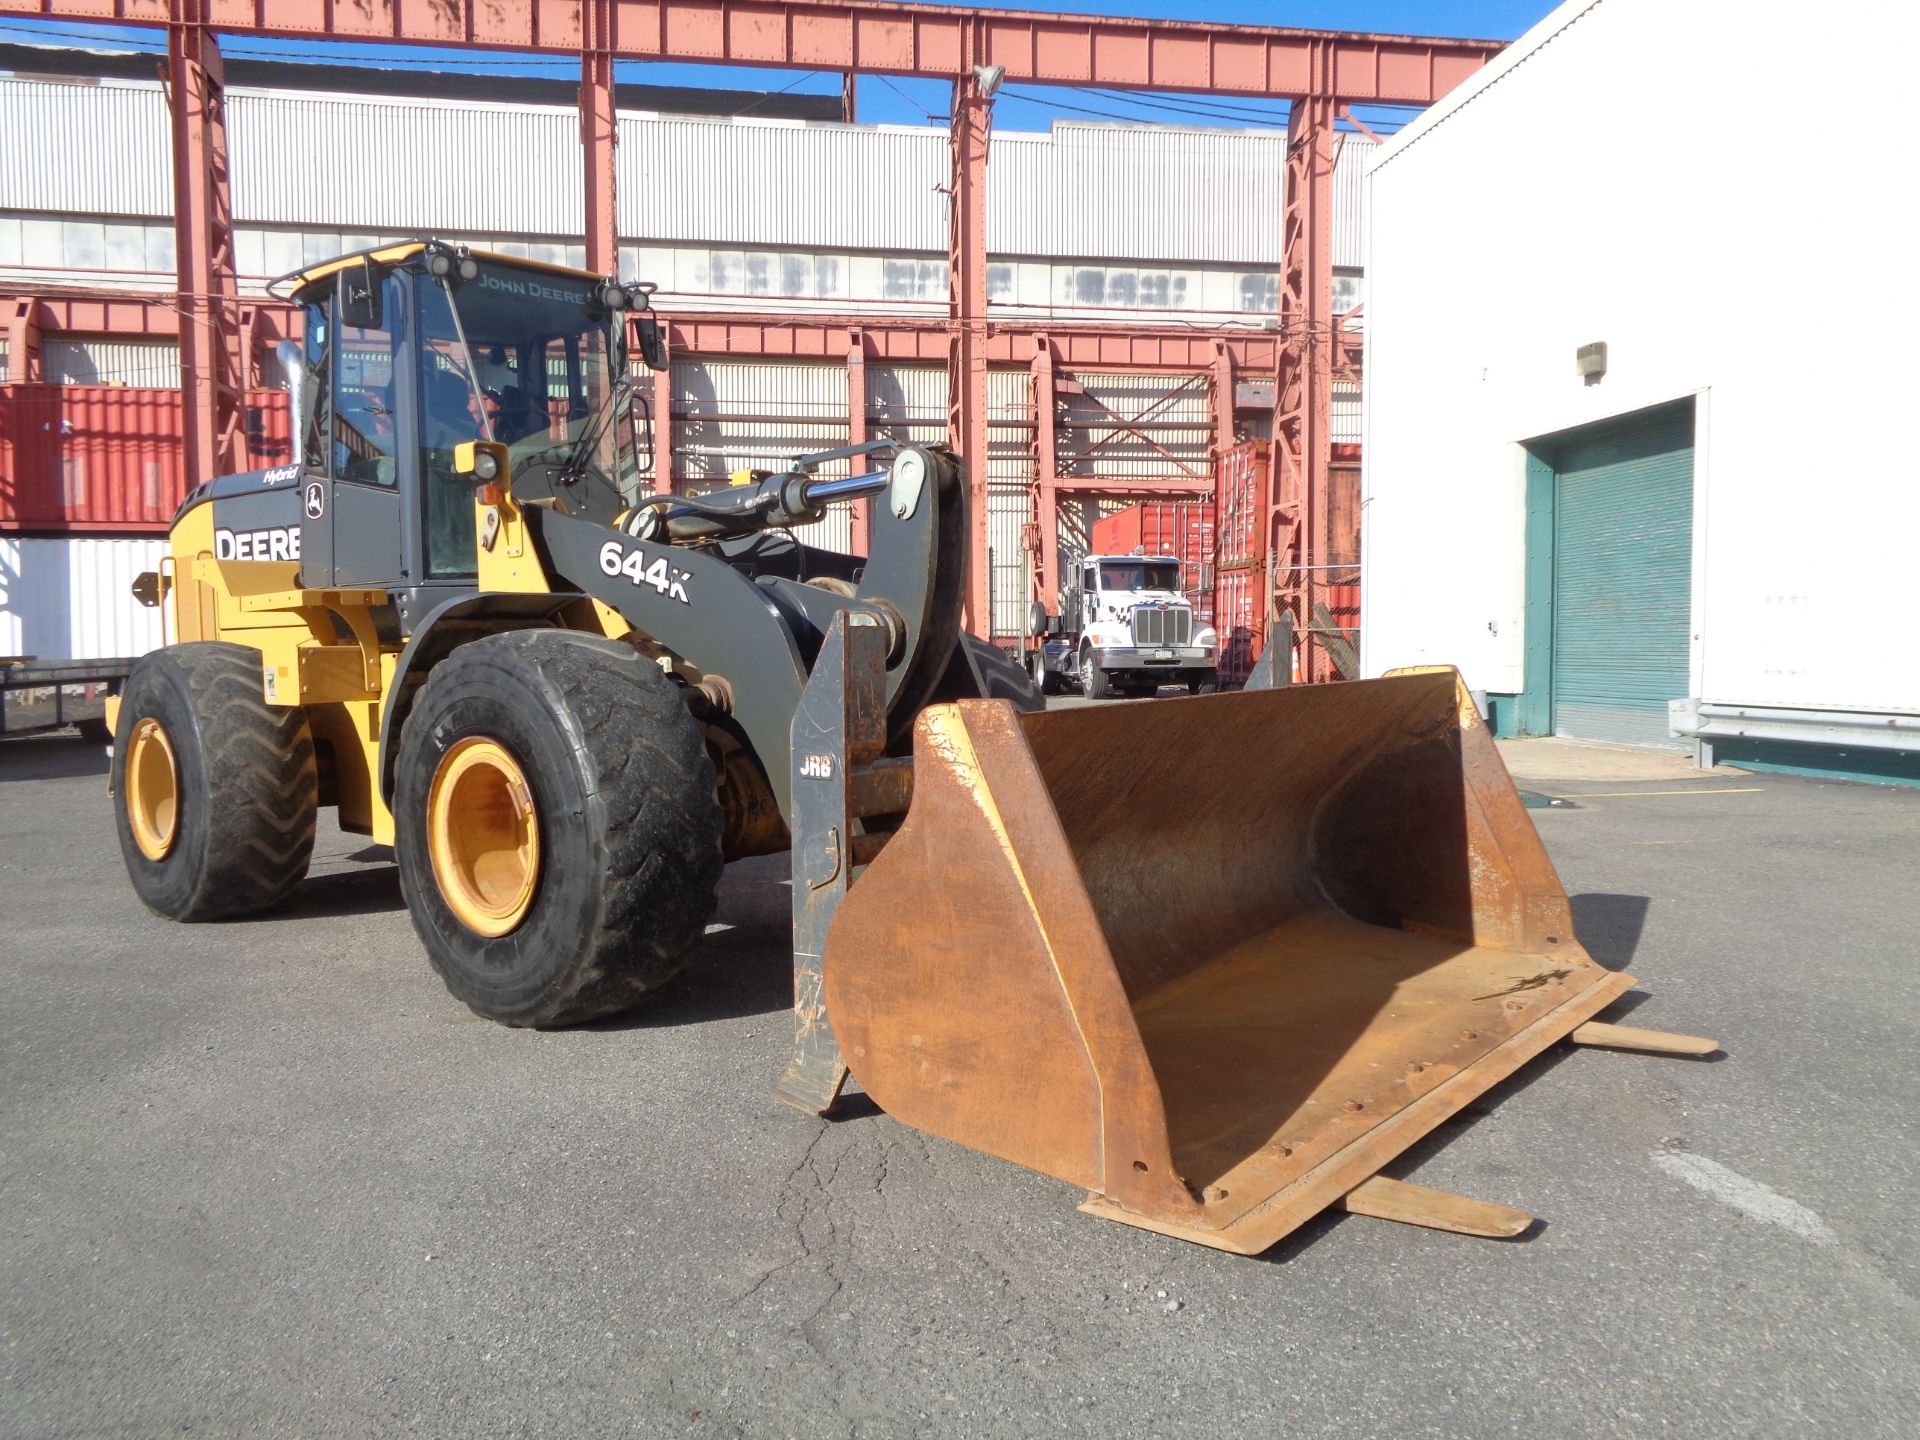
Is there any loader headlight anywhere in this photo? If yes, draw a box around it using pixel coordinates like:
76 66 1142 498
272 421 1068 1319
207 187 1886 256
456 440 505 483
596 281 630 311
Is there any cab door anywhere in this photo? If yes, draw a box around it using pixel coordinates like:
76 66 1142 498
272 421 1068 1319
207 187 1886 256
299 266 407 588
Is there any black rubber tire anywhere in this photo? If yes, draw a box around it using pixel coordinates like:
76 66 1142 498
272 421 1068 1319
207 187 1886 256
1080 646 1111 700
393 629 724 1028
1187 673 1220 696
112 641 318 921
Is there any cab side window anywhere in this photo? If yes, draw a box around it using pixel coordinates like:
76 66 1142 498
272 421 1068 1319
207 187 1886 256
417 279 483 579
332 274 404 487
300 298 330 476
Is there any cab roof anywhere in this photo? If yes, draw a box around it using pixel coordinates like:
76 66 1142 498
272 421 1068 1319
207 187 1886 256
271 240 607 301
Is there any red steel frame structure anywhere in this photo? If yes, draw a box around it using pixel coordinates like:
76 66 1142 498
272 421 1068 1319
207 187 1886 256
0 0 1500 657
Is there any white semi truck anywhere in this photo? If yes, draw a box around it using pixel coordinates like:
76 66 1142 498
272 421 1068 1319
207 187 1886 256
1028 553 1219 699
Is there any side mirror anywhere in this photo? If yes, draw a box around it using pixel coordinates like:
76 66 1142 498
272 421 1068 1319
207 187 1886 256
339 256 384 329
632 314 667 372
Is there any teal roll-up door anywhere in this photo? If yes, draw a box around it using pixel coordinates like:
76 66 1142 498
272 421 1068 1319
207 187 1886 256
1550 401 1695 746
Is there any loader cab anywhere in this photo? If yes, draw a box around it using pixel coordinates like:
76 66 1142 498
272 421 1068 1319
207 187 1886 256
291 246 642 632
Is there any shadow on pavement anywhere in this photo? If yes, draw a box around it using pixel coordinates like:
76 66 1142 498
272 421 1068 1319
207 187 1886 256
0 733 111 782
595 854 796 1029
274 865 407 921
1570 892 1652 971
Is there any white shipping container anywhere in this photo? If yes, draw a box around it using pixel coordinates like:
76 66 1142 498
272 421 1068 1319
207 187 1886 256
1 536 166 661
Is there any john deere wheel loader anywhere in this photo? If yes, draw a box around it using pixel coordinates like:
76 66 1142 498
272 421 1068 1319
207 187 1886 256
108 242 1715 1255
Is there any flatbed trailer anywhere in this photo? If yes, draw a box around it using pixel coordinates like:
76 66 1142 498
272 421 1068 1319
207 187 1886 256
1 657 134 740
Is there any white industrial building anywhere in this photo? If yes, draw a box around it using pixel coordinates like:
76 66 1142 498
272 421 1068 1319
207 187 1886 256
1362 0 1919 778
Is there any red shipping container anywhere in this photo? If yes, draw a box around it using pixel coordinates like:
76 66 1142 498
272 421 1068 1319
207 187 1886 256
1215 440 1270 570
1 386 293 533
1090 500 1216 621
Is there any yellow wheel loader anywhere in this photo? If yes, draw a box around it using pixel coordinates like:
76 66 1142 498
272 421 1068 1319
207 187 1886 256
107 243 1715 1255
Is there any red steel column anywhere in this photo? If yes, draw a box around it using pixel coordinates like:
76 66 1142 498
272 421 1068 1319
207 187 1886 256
4 298 43 383
651 326 673 494
167 8 242 488
581 0 618 276
1210 338 1234 467
846 328 869 556
1029 334 1059 608
946 37 993 636
1275 78 1338 682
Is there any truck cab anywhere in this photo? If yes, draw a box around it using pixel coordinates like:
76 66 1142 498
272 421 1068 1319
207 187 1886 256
1029 553 1218 699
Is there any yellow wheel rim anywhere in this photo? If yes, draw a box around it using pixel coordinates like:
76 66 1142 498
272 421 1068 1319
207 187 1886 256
125 716 180 861
427 737 541 937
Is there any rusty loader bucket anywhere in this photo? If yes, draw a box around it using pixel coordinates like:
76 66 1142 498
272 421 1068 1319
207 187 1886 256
816 666 1696 1254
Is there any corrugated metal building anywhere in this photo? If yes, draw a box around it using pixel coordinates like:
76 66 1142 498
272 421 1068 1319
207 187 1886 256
2 61 1372 657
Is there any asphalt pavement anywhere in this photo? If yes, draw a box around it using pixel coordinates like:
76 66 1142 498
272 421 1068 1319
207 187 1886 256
2 714 1915 1438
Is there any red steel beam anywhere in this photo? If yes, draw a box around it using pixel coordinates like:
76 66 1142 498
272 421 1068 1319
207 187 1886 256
4 290 1293 374
0 2 1501 103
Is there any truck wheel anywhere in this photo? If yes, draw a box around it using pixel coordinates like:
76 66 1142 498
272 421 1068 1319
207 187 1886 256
1030 649 1054 697
1188 673 1219 695
112 642 318 921
393 629 724 1028
1080 646 1111 700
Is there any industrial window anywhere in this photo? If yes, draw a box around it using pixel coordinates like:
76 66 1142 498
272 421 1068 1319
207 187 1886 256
882 259 943 301
780 253 812 297
988 264 1014 302
59 221 105 270
1106 271 1137 307
708 251 741 293
1073 269 1106 305
814 255 844 297
1239 272 1279 313
302 231 344 266
744 253 772 294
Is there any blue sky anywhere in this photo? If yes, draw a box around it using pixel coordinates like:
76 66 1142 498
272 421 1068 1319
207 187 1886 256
0 2 1555 133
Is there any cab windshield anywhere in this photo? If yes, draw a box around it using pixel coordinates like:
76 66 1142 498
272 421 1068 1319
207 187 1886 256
1100 560 1182 592
428 258 632 511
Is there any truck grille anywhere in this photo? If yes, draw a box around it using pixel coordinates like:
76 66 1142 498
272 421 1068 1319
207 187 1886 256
1130 605 1192 648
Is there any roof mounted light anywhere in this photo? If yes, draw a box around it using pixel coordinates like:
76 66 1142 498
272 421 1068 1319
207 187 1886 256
596 280 630 311
425 243 480 283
